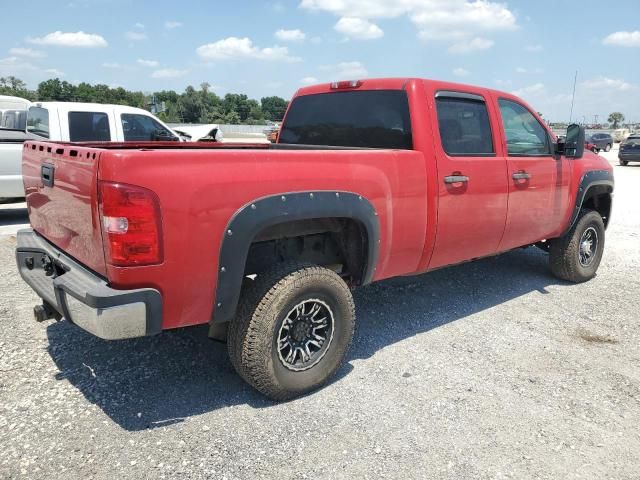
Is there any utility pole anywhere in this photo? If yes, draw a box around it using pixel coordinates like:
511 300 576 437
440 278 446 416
594 114 598 126
569 70 578 123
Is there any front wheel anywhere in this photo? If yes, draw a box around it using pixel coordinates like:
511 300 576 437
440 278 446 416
228 263 355 400
619 159 628 166
549 210 605 283
605 143 612 152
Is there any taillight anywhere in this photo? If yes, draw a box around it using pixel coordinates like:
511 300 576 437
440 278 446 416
99 181 163 266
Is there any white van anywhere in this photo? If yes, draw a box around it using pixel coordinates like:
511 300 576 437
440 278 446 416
612 128 631 143
26 102 181 142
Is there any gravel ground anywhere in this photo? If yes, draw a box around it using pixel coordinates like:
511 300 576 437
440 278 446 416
1 149 639 479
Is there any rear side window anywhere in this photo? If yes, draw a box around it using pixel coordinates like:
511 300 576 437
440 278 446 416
498 99 550 155
435 94 494 156
121 113 176 141
26 107 50 138
68 112 111 141
279 90 412 149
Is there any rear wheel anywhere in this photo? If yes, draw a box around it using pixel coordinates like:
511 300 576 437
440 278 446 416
549 210 605 283
619 159 628 166
228 262 355 400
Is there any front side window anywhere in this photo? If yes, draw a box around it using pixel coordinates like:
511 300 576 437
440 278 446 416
435 95 494 156
279 90 412 149
121 113 176 141
68 111 111 141
498 99 550 155
26 107 50 138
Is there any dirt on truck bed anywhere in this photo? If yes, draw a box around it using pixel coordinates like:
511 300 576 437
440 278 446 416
1 150 639 479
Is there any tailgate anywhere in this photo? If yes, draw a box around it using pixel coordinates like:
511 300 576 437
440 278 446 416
22 141 107 276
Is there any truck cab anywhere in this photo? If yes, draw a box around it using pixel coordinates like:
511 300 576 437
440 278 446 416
26 102 180 142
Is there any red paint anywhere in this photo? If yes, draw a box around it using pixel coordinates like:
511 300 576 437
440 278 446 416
22 78 613 331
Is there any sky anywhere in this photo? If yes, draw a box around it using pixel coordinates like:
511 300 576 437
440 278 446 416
2 0 639 122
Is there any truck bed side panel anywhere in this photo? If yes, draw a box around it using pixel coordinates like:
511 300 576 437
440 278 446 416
97 148 428 329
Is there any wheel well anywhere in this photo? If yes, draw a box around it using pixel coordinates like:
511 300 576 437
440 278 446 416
582 186 612 228
243 218 369 285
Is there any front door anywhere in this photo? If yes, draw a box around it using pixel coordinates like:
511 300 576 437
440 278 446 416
428 90 509 269
494 97 571 251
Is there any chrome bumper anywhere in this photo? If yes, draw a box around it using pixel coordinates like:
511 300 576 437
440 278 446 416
16 229 162 340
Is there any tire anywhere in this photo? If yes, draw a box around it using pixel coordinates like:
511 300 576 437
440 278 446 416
549 209 605 283
604 143 612 152
591 147 599 153
227 262 355 400
619 159 628 166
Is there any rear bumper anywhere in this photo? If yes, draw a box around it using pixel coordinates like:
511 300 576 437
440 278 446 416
16 229 162 340
619 152 640 161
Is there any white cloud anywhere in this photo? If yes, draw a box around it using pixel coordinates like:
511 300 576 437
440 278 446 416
603 31 640 47
452 67 469 77
300 76 318 84
151 68 188 78
43 68 64 76
512 83 545 97
137 59 159 67
319 61 368 78
301 0 516 47
516 66 544 74
28 31 107 48
165 21 183 29
275 28 306 42
196 37 301 62
0 56 63 77
134 22 145 29
525 44 543 52
334 17 384 40
447 37 493 54
9 47 46 58
581 76 634 92
125 31 147 41
102 62 123 69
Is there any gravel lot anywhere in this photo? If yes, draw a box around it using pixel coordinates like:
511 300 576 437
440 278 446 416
1 148 639 479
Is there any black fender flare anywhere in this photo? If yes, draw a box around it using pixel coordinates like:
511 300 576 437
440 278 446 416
212 191 380 323
563 169 614 236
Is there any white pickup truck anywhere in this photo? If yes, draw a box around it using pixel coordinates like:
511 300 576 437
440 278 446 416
1 102 181 200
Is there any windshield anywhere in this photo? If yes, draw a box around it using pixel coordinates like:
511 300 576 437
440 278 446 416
279 90 412 149
26 106 50 138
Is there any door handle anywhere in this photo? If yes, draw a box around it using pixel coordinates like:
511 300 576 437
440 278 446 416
444 175 469 184
512 172 530 180
41 164 55 187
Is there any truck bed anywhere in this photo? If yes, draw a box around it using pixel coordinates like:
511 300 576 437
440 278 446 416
22 139 430 330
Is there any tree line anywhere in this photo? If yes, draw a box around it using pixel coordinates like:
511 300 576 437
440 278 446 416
0 76 289 124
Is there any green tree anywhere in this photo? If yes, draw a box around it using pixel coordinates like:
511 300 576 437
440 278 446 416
607 112 625 129
0 76 34 99
260 96 288 121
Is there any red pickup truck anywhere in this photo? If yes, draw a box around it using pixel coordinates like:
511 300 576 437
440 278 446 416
16 78 613 400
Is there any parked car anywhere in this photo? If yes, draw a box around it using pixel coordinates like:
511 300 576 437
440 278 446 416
263 122 280 143
585 137 599 153
586 132 613 152
618 134 640 166
612 128 631 143
15 78 613 400
0 95 30 130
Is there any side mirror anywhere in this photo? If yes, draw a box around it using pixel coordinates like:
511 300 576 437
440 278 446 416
563 123 585 158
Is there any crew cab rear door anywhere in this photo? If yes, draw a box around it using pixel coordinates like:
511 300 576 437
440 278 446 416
427 89 508 269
